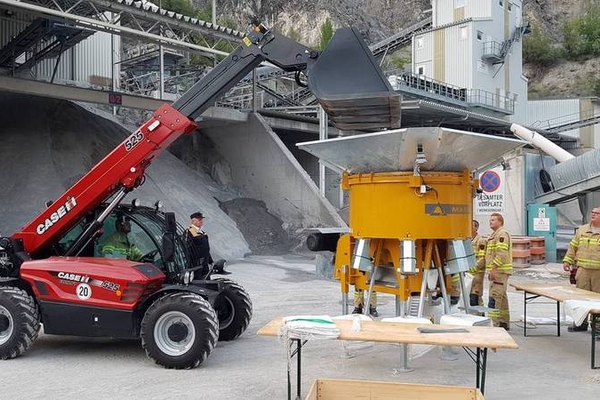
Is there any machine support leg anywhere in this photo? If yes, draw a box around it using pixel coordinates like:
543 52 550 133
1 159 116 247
364 265 378 316
436 264 450 314
395 304 413 372
398 343 413 372
437 262 458 360
458 272 469 314
418 269 429 318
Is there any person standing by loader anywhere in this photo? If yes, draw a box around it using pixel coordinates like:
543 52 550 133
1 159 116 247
470 220 487 308
185 212 230 276
485 213 512 330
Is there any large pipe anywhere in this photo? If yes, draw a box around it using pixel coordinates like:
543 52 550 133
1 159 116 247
510 123 574 163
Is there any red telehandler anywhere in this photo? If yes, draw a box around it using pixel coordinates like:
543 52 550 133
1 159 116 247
0 22 399 368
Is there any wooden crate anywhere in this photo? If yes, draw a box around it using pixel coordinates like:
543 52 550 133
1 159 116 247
305 379 484 400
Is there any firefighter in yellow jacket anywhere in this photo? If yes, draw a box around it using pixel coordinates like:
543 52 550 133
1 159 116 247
562 206 600 331
469 220 487 308
485 213 512 330
101 214 144 261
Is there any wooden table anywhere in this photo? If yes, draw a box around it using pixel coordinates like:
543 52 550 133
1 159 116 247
511 283 600 368
258 317 517 400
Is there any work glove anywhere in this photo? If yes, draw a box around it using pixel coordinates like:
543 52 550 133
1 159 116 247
570 268 577 285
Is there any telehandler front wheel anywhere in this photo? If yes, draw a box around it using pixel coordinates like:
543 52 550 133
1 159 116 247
213 278 252 341
0 286 41 360
141 292 218 369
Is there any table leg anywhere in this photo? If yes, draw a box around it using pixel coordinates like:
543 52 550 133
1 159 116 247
556 300 561 337
592 314 598 369
523 293 549 337
463 347 487 394
475 347 480 388
288 339 304 400
523 291 527 337
478 347 488 395
297 339 302 399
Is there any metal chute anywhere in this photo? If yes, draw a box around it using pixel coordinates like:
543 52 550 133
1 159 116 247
307 28 401 131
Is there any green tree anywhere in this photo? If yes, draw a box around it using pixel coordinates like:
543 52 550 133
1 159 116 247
523 24 562 75
562 4 600 59
319 18 334 50
388 54 411 71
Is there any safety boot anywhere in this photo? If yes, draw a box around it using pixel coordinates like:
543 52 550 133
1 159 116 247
352 306 363 315
369 307 379 317
469 293 480 307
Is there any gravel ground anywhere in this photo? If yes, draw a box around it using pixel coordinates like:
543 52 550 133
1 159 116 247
2 257 600 400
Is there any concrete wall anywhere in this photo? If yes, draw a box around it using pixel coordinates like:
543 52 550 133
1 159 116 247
204 113 346 229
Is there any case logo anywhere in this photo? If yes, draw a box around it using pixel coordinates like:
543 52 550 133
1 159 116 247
36 197 77 235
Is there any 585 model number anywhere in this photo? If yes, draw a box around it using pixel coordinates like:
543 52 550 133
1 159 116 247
124 131 144 151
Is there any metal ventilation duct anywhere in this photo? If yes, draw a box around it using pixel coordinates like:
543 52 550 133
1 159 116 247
547 148 600 192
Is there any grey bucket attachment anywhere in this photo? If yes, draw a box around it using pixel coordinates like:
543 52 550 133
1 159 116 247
308 28 401 131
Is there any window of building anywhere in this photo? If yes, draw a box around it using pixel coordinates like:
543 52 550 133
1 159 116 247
499 0 503 6
460 26 468 40
416 36 424 49
417 66 424 75
477 30 483 41
456 0 466 7
508 2 512 11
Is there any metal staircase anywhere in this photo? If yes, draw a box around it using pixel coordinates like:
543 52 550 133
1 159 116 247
0 18 94 72
482 23 530 64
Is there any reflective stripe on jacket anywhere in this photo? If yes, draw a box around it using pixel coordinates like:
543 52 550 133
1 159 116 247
563 223 600 269
485 227 512 274
101 232 143 261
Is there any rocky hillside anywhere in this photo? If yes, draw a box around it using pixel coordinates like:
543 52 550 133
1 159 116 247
523 0 589 40
193 0 430 45
190 0 595 98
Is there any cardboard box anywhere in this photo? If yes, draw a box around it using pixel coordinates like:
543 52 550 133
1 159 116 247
305 379 485 400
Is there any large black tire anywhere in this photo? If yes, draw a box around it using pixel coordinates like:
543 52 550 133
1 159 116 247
141 292 218 369
213 278 252 341
0 286 41 360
